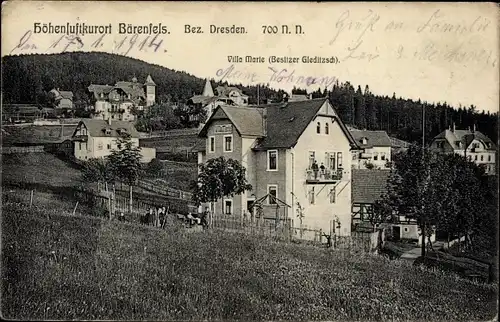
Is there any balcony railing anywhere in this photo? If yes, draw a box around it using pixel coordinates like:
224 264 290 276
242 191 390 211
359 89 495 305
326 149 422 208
306 168 343 183
72 134 88 142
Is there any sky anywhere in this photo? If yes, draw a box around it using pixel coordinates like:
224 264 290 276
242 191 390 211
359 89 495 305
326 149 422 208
1 1 498 114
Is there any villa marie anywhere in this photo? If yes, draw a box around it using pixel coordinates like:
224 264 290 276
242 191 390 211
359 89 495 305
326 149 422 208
197 98 359 236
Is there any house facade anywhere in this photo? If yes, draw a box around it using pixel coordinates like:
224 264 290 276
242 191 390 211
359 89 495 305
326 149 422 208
49 88 74 109
197 98 359 236
187 80 249 124
87 75 156 122
350 130 392 169
71 119 156 163
351 168 435 245
430 125 497 175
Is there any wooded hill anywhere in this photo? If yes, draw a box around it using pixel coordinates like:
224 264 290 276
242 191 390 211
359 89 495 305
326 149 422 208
2 52 498 143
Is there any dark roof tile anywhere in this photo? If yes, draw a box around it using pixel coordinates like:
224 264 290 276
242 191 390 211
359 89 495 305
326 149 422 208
352 169 391 204
350 130 392 148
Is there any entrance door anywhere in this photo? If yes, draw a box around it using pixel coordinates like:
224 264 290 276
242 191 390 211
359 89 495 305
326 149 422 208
393 226 401 240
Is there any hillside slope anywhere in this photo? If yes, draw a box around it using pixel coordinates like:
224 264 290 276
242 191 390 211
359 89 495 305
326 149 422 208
1 202 497 321
1 52 285 106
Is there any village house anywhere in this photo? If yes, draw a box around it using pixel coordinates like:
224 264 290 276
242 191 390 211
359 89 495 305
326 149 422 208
197 97 360 237
71 118 156 163
350 129 392 169
87 75 156 122
351 169 435 245
430 124 497 175
48 88 74 110
186 79 249 124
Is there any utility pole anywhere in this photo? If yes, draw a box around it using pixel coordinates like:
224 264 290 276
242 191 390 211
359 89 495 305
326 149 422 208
421 102 426 257
257 84 260 105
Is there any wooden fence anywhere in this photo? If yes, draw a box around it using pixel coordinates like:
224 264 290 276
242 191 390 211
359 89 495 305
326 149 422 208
1 145 45 154
211 216 294 240
136 179 193 200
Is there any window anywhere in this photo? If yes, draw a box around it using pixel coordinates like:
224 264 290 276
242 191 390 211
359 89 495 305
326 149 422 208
208 136 215 153
381 153 386 161
78 142 82 150
98 141 103 150
268 185 277 204
224 200 233 215
373 153 379 161
107 144 111 150
223 135 233 152
488 155 491 161
404 227 409 232
329 187 336 203
328 152 336 170
316 122 321 134
325 123 329 134
480 155 484 161
309 187 315 204
337 152 343 168
267 150 278 171
309 151 316 168
475 155 478 161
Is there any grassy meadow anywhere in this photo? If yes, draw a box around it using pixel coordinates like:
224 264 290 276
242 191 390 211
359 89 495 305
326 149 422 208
1 202 497 321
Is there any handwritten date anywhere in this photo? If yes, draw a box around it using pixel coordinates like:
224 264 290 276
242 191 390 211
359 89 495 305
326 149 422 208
9 30 167 56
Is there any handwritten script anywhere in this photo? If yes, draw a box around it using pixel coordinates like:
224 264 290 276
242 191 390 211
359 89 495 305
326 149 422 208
9 30 168 56
328 9 496 67
215 64 337 89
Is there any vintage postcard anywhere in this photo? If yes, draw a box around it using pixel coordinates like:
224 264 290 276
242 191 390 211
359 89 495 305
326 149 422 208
1 1 498 321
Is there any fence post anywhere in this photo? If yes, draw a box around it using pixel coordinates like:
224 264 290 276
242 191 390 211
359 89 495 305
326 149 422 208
72 201 79 216
30 190 34 208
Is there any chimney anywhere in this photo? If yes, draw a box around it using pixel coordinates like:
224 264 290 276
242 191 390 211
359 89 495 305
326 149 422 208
262 108 267 136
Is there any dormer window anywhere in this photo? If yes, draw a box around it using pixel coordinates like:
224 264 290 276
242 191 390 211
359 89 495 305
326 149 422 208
361 137 368 145
103 128 112 135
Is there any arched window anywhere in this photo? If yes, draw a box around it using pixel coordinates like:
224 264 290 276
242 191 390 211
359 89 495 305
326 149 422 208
316 122 321 134
325 123 329 134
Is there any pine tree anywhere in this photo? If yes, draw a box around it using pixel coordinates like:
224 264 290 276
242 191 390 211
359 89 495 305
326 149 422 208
354 85 367 129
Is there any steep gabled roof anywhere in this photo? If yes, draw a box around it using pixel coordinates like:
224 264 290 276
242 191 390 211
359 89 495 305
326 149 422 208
350 130 392 148
88 84 114 99
202 79 214 97
434 129 496 150
188 95 219 105
74 119 139 138
352 169 391 204
199 105 265 137
144 74 156 86
59 91 74 100
215 85 244 97
253 98 325 149
198 98 358 150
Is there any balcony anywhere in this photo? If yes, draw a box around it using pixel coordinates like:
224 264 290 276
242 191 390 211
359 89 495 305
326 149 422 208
72 134 88 142
306 168 343 183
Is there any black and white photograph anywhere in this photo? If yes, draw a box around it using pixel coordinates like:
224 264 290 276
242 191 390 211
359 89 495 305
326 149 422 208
1 1 498 320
